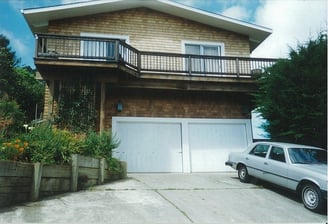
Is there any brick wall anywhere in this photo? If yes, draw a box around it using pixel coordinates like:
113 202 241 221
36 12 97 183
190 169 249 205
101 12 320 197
48 8 250 56
104 87 252 129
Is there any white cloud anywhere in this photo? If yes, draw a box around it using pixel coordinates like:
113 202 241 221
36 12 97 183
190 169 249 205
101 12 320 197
0 29 29 59
221 6 250 21
251 0 327 59
8 0 25 11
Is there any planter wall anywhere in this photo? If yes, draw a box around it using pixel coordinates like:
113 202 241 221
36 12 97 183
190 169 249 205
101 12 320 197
0 155 127 208
0 161 34 207
39 164 71 198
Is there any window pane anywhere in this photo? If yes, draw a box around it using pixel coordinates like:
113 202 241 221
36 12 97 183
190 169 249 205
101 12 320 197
250 144 270 158
203 46 218 56
203 46 220 73
269 146 285 162
186 44 201 72
185 44 200 55
288 148 327 164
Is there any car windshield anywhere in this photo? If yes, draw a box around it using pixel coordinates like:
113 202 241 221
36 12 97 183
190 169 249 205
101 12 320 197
288 148 327 164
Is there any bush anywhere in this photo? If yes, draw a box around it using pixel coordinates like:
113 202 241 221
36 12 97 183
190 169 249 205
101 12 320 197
108 157 123 173
81 130 120 159
22 123 83 164
0 98 25 138
80 130 122 172
0 123 121 168
0 139 29 161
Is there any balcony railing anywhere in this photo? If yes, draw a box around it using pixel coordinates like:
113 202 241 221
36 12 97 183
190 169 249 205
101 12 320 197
35 33 276 78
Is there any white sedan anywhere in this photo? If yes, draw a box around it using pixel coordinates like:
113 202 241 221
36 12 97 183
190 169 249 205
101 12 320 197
225 141 327 212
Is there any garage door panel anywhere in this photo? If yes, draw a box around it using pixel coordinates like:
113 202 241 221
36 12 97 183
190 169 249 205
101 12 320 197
189 123 248 172
114 121 183 172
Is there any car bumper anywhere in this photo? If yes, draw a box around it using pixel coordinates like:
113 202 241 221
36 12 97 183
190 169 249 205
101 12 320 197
225 161 233 167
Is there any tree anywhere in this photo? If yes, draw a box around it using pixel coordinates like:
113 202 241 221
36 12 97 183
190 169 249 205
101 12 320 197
13 67 44 121
0 34 44 123
0 34 20 97
254 33 327 148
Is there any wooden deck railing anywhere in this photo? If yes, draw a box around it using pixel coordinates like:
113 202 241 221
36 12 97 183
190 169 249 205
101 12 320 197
35 33 276 78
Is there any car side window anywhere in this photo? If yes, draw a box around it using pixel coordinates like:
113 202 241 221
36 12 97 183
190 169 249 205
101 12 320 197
249 144 270 158
269 146 286 162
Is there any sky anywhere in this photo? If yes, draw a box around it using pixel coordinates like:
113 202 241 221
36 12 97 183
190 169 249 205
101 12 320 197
0 0 326 138
0 0 326 68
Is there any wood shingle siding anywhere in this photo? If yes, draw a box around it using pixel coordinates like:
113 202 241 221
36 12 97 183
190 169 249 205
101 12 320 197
105 88 252 129
48 8 250 56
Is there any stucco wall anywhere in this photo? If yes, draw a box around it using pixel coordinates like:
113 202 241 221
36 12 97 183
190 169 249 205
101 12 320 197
48 7 250 57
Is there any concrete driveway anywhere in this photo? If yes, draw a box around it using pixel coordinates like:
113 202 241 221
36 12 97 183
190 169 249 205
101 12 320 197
0 172 326 223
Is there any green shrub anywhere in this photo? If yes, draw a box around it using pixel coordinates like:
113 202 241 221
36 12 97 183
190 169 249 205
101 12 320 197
0 98 24 138
81 131 121 172
82 130 120 159
23 123 83 164
0 122 121 170
108 157 122 173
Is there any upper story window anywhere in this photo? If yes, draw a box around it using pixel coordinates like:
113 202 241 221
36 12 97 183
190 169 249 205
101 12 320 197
183 41 225 74
80 33 129 60
185 43 223 56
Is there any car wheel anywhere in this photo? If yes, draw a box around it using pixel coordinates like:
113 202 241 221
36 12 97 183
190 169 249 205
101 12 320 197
238 164 250 183
301 183 324 212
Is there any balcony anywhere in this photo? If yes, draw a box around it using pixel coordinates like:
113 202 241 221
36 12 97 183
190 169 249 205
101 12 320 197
35 33 276 81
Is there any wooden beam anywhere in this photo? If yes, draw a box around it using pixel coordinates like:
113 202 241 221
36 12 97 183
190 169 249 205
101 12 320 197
100 82 106 132
30 163 42 201
70 154 79 192
47 80 55 119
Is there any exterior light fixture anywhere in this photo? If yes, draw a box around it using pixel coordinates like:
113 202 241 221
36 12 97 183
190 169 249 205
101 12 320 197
117 101 123 112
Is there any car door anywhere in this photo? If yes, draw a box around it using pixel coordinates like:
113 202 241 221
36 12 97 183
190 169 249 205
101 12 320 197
246 144 270 179
261 146 288 187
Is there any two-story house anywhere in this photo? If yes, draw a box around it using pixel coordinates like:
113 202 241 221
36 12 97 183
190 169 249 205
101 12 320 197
22 0 275 173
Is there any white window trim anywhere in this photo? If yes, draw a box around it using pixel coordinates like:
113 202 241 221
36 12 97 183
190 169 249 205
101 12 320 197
80 32 129 43
181 40 225 56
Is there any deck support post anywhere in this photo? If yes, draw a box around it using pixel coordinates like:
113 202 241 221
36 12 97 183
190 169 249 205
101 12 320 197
100 82 106 132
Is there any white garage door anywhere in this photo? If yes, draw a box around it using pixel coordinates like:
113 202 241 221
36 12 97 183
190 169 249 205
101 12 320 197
112 117 252 173
113 121 183 172
189 123 249 172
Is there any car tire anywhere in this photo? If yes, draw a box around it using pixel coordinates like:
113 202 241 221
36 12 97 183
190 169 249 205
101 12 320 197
238 164 250 183
301 183 324 212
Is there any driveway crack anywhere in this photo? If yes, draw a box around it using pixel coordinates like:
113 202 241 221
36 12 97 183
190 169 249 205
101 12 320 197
154 189 194 223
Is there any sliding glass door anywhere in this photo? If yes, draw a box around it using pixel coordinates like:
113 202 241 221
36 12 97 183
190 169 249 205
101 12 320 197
185 42 223 74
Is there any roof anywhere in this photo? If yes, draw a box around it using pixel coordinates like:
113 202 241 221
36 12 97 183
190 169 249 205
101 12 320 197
254 141 323 150
21 0 272 52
